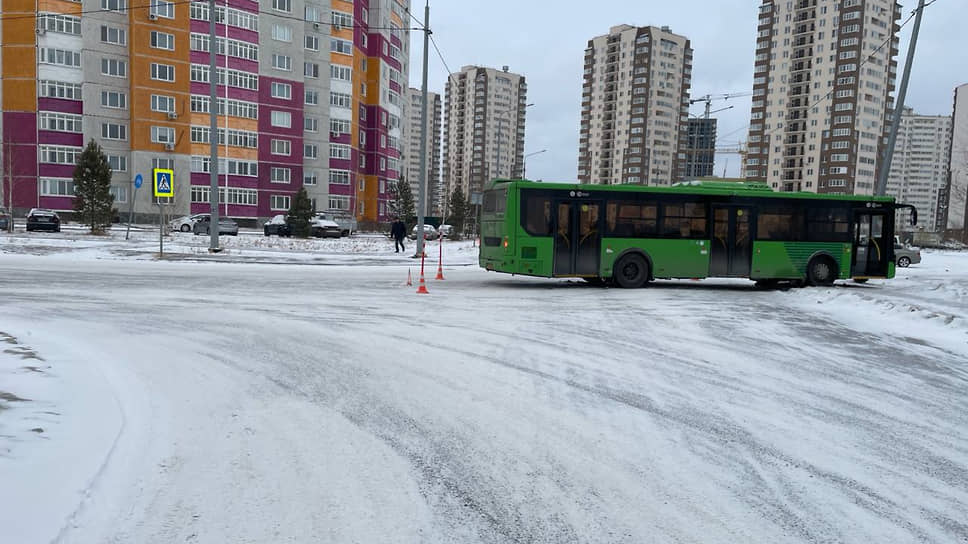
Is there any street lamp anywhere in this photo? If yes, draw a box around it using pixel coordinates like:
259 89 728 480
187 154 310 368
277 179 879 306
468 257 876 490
495 102 534 181
522 149 547 180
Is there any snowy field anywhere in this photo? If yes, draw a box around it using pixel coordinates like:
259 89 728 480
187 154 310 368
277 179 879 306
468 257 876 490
1 229 967 543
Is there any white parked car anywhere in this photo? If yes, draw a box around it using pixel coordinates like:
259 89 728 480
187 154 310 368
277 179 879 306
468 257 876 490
310 214 341 238
314 212 357 237
169 213 209 232
409 224 439 240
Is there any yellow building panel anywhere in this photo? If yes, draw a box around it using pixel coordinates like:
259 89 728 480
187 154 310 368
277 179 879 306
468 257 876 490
190 144 258 161
189 114 258 133
38 0 82 15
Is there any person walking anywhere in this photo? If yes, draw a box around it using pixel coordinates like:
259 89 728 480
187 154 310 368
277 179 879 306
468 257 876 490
390 217 406 253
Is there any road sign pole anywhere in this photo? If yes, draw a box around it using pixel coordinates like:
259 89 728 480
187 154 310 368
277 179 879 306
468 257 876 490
158 203 164 257
126 173 143 241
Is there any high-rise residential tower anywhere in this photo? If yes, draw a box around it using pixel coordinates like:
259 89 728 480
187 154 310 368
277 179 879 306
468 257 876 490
443 65 527 201
403 87 441 216
0 0 410 226
946 83 968 237
885 107 951 232
578 24 693 185
744 0 900 195
683 117 717 178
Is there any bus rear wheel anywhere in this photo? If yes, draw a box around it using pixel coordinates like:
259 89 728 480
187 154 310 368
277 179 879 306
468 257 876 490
614 254 649 288
807 256 837 286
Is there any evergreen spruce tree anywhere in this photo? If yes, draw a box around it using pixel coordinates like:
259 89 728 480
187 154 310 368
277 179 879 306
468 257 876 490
287 187 314 238
446 187 469 240
388 177 416 227
73 139 115 234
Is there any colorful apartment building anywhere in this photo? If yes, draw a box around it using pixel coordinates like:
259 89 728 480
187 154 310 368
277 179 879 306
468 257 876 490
0 0 409 226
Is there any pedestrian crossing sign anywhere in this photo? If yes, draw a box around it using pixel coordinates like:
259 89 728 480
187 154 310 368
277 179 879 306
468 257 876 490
153 168 174 198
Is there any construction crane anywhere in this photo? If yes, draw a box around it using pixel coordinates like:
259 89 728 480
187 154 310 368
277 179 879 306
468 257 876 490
690 91 754 119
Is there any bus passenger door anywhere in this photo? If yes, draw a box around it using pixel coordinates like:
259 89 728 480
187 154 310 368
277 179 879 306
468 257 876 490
852 211 889 277
710 206 753 277
553 201 601 276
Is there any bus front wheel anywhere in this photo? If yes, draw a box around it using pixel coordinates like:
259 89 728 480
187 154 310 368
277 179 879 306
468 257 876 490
614 254 650 288
807 256 837 287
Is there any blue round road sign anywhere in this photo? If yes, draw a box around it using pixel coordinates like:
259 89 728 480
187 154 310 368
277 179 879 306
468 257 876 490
134 174 143 189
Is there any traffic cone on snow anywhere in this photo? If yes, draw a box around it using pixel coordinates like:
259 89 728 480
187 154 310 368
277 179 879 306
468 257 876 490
406 268 413 286
435 236 445 280
416 252 430 294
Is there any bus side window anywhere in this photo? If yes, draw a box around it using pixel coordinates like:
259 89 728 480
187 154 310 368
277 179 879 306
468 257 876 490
806 207 849 242
608 201 657 237
522 195 552 236
662 202 706 239
757 206 798 240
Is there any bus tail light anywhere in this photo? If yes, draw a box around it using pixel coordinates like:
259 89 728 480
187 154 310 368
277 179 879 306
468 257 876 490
503 236 508 248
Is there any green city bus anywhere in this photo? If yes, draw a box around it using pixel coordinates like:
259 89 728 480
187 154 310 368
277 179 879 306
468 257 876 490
479 179 917 288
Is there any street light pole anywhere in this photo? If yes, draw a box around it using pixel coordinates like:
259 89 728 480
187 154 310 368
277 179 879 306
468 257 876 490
522 149 547 180
414 0 430 258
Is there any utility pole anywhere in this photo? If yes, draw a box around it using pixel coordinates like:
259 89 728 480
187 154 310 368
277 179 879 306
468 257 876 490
414 0 430 258
876 0 926 196
208 0 220 251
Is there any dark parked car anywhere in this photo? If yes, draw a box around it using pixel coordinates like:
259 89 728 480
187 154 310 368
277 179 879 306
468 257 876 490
0 210 9 231
26 208 61 232
263 214 292 237
193 216 239 236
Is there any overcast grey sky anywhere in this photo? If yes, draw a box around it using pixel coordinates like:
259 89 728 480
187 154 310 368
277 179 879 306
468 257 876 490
409 0 967 181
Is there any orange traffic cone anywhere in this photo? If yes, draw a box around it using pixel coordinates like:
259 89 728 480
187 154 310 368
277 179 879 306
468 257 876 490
435 236 445 280
416 252 430 294
406 268 413 286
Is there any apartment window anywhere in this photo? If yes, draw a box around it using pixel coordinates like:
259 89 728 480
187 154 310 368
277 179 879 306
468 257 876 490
151 31 175 50
304 171 318 185
101 122 128 141
305 35 319 51
272 54 292 71
304 144 318 159
40 178 76 196
305 90 319 105
330 38 352 54
151 94 176 113
330 92 352 108
151 63 175 82
271 139 291 156
330 119 350 134
329 169 350 185
271 82 292 99
304 62 320 78
39 112 83 133
110 185 128 204
107 154 127 172
151 126 175 144
329 195 350 210
100 58 127 78
304 117 318 132
39 145 82 165
149 0 175 18
100 25 126 45
331 10 353 28
101 90 127 109
38 13 81 35
270 195 291 210
270 110 291 128
101 0 127 12
271 24 292 42
304 5 320 22
270 168 291 183
272 0 291 13
830 153 849 162
39 48 81 68
331 65 352 81
330 144 351 160
39 80 82 100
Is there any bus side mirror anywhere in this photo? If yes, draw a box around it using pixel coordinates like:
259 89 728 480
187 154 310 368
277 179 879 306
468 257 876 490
910 208 917 226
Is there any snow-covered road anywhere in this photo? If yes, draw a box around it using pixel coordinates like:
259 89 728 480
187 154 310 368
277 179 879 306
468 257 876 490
1 242 966 543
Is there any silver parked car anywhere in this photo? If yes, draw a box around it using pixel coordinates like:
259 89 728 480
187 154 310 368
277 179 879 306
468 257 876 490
193 216 239 236
894 244 921 267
